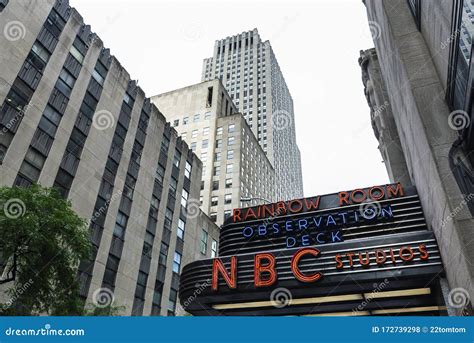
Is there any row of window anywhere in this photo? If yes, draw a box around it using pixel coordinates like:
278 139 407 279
210 193 232 206
15 33 86 187
54 50 110 197
172 111 212 127
200 229 218 257
0 5 66 163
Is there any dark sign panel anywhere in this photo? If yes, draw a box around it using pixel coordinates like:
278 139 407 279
179 184 446 316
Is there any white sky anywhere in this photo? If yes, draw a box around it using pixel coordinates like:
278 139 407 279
71 0 389 197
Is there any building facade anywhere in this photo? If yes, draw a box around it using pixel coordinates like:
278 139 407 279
201 29 303 201
0 0 218 316
151 80 275 226
360 0 474 315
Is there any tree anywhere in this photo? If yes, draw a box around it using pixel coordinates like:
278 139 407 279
0 184 91 315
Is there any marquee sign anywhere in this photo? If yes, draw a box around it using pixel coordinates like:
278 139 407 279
179 184 445 316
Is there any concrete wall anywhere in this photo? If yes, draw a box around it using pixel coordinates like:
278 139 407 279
364 0 474 314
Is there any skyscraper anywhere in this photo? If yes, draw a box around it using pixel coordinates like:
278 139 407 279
201 29 304 201
151 79 275 226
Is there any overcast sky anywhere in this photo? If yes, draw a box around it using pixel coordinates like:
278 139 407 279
71 0 389 197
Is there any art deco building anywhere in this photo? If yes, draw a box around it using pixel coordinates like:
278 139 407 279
151 79 275 226
360 0 474 315
201 29 303 201
0 0 218 316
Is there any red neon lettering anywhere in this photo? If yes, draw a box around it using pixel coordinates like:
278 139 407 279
233 209 241 223
291 248 322 283
254 253 277 287
338 192 350 205
212 257 237 291
387 183 404 198
304 197 320 211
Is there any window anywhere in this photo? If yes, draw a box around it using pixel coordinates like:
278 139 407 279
204 111 212 119
203 127 209 135
216 127 223 135
113 211 128 239
190 142 197 151
212 180 219 190
70 45 84 64
210 212 217 222
211 196 218 206
224 210 232 220
183 116 189 125
156 164 165 184
207 87 213 107
181 189 189 207
164 208 173 231
200 229 208 254
200 151 207 162
92 69 105 86
177 219 185 240
31 41 50 64
213 166 220 176
228 137 235 145
172 252 182 274
59 69 75 89
214 152 221 161
215 139 222 148
168 289 177 314
151 195 159 209
227 150 234 159
181 132 187 140
202 139 209 149
228 124 236 133
184 161 192 179
160 136 170 153
169 177 177 197
211 240 218 258
159 242 168 266
191 129 198 138
224 193 232 204
226 163 233 174
225 178 233 188
193 113 200 122
173 119 179 127
173 150 181 168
